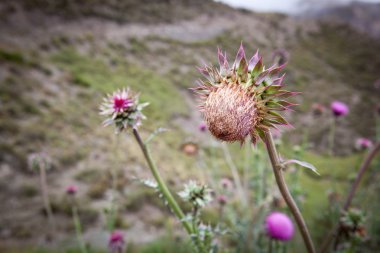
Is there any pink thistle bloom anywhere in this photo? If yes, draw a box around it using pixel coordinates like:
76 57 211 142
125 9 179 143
198 122 207 132
376 104 380 115
108 231 125 253
100 88 148 132
66 185 78 195
355 138 373 151
220 178 233 190
216 194 227 205
265 212 294 241
331 101 349 117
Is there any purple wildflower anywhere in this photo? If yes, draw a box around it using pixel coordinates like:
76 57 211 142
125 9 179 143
355 138 373 151
66 185 78 195
265 212 294 241
198 122 207 132
331 101 349 117
108 231 124 253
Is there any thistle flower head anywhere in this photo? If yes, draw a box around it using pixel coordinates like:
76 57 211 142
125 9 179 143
66 185 78 195
331 101 349 117
108 231 125 253
194 44 296 144
265 212 294 241
100 88 148 133
178 180 212 208
355 138 373 151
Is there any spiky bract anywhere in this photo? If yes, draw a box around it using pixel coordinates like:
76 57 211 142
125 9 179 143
194 44 296 144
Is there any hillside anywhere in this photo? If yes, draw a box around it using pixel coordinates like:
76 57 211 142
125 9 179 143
0 1 379 252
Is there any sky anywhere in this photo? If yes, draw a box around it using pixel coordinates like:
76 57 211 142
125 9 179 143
215 0 380 14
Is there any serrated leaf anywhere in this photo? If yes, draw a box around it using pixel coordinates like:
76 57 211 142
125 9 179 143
283 159 320 175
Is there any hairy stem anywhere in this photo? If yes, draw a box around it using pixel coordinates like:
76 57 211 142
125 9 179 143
264 131 316 253
38 163 56 236
319 141 380 253
132 128 193 235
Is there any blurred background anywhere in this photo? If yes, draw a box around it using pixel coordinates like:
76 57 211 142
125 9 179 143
0 0 379 252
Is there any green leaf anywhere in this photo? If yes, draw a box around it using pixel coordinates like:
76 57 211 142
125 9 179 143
283 159 320 175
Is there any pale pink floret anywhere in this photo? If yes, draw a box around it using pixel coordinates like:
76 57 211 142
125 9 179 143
265 212 294 241
331 101 349 117
355 138 373 151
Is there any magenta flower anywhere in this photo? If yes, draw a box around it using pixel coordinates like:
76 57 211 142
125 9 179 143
376 104 380 115
265 212 294 241
331 101 349 117
216 194 227 205
355 138 373 151
100 88 148 132
66 185 78 195
198 122 207 132
108 231 124 253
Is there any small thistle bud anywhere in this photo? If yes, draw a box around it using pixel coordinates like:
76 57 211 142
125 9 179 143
108 231 125 253
100 88 148 133
66 185 78 195
27 152 52 171
194 44 296 144
198 122 207 132
265 212 294 241
178 180 212 208
340 208 366 239
355 138 373 151
311 103 325 116
330 101 349 117
180 142 199 156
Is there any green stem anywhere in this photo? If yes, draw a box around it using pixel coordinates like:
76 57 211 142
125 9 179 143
39 164 56 236
72 206 87 253
328 117 336 156
264 131 316 253
132 128 193 235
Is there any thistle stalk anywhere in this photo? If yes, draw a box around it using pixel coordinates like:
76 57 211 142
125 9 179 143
264 131 316 253
72 206 88 253
132 128 193 235
38 160 57 237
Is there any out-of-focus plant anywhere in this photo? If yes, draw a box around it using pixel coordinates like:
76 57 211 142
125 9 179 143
28 152 57 238
66 185 88 253
329 101 349 155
